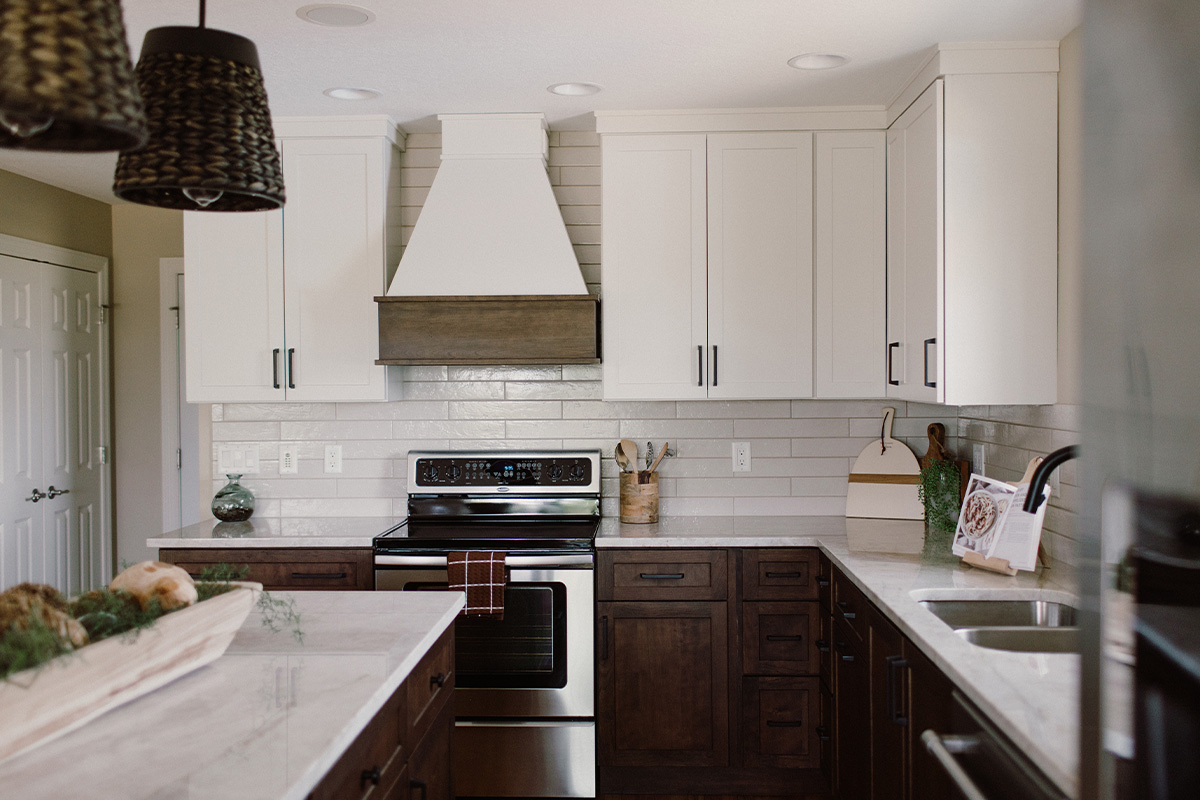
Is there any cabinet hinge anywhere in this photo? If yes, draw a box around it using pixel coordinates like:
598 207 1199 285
176 448 182 470
170 306 180 330
98 305 109 325
97 446 108 464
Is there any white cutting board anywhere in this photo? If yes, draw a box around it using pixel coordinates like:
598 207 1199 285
845 408 924 520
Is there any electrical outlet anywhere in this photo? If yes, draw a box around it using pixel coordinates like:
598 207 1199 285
972 444 986 476
324 444 343 474
279 446 298 475
732 442 752 473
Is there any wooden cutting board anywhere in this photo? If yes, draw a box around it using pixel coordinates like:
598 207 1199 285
845 408 924 520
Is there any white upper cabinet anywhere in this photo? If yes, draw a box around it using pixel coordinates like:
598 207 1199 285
601 131 815 400
184 118 403 403
814 131 886 398
886 71 1058 405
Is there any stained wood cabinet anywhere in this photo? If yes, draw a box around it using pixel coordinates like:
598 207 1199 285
159 547 374 591
885 72 1058 405
185 117 403 403
601 133 815 400
597 548 828 797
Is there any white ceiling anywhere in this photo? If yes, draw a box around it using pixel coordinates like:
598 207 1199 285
0 0 1082 204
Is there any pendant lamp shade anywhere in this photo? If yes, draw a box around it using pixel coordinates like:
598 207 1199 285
113 24 285 211
0 0 147 152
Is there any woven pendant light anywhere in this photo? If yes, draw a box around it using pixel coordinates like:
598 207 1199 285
0 0 147 152
113 0 285 211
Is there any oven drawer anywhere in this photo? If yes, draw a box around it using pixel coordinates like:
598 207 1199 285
407 626 455 749
598 549 729 601
742 549 820 601
742 601 820 676
455 720 596 798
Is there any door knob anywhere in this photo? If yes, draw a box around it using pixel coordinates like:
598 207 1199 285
25 488 46 503
46 486 70 499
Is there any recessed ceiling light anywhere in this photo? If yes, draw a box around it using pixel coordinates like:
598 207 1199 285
324 87 381 101
297 4 376 27
547 82 603 97
787 53 850 71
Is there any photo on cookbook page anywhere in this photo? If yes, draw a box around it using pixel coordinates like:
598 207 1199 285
952 474 1018 557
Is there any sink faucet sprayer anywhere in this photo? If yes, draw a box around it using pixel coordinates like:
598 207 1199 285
1022 445 1080 513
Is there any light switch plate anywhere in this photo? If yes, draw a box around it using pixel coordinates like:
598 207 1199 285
217 444 260 475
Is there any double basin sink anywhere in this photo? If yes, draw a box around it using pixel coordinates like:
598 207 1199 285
914 592 1080 653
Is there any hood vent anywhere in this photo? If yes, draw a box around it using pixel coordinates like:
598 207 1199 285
377 113 599 365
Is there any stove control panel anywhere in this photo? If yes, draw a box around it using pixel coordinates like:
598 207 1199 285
413 455 594 488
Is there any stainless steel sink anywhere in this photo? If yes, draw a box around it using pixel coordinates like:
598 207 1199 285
954 627 1080 653
918 599 1077 629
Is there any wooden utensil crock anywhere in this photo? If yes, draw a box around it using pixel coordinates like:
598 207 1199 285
619 471 659 523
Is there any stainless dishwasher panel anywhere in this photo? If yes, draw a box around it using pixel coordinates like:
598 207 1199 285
454 720 596 798
921 690 1069 800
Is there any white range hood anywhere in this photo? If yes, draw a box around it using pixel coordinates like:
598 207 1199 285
385 113 588 296
376 113 599 366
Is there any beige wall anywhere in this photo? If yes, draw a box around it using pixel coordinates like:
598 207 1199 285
111 205 183 564
1058 27 1082 405
0 168 112 259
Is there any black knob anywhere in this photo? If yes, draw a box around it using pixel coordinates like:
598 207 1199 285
548 464 564 481
362 766 381 786
446 464 461 481
569 464 586 481
423 464 440 482
430 672 446 688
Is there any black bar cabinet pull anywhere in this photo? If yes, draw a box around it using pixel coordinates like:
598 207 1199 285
640 572 685 580
836 600 856 619
361 766 381 787
287 348 296 389
923 337 937 388
816 726 831 742
886 656 909 726
410 779 428 800
697 345 703 387
816 577 831 587
816 639 831 653
272 348 280 389
430 672 446 688
766 634 803 642
835 641 856 662
887 341 900 385
290 572 346 580
766 720 805 728
765 571 802 579
600 616 609 660
712 344 718 387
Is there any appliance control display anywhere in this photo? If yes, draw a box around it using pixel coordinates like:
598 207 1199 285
415 456 593 487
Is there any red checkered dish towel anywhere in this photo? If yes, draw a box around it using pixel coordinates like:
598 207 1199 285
447 551 506 619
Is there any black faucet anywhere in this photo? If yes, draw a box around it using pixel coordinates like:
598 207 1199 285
1022 445 1080 513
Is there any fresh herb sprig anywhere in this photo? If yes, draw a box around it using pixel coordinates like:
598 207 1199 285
919 460 963 534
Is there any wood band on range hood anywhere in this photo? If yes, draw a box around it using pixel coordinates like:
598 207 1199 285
375 295 601 365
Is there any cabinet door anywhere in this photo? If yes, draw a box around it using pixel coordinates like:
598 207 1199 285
814 131 886 398
741 676 822 769
869 610 908 800
184 208 285 403
833 621 870 800
905 641 955 800
597 600 729 767
281 137 391 401
406 700 453 800
886 79 942 403
707 132 813 399
601 135 708 400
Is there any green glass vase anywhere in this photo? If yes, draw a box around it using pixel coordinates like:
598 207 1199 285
212 474 254 522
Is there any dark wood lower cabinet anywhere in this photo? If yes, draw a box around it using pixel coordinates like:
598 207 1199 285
160 547 374 590
832 620 870 800
904 643 955 800
742 676 822 769
869 610 907 800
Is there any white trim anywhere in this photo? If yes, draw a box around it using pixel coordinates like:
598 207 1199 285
272 115 405 148
595 106 887 134
0 232 108 272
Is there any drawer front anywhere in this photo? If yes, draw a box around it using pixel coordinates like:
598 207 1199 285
832 568 868 643
818 682 834 785
831 616 864 670
817 552 832 610
598 549 728 601
741 676 822 769
312 691 404 800
818 604 833 688
407 626 455 748
742 601 820 676
160 547 373 590
742 549 819 601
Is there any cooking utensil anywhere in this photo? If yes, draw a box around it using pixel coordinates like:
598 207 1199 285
619 439 638 473
647 441 669 475
845 407 924 519
615 444 632 473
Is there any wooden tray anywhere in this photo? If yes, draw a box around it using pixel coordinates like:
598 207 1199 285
0 582 261 764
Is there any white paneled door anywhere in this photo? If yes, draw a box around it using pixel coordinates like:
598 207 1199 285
1 252 107 594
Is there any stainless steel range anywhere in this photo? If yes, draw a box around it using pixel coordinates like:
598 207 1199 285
374 450 601 799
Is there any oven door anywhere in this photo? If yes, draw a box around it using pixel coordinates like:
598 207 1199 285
375 554 594 719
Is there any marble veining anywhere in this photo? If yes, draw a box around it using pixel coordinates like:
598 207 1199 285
0 591 463 800
147 516 400 549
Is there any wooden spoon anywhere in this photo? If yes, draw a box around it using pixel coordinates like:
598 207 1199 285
647 441 669 475
619 439 638 473
614 443 632 473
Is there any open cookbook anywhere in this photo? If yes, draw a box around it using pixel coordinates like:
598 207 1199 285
951 473 1051 572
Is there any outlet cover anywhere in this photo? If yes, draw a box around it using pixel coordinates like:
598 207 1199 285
279 446 298 475
732 442 752 473
324 444 343 474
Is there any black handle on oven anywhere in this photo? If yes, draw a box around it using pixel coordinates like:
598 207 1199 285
640 573 685 580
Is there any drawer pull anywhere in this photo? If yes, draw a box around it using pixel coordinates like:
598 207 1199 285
765 634 803 642
836 601 856 619
766 720 805 728
290 571 347 580
816 725 831 742
361 766 381 787
430 672 446 688
410 778 428 800
600 616 609 661
816 577 831 587
835 641 856 662
816 639 831 652
764 571 802 579
639 572 685 580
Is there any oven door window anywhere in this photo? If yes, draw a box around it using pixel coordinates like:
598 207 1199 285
410 581 568 689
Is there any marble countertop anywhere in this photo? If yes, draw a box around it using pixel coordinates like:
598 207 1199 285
148 517 400 549
598 515 1081 799
0 590 464 800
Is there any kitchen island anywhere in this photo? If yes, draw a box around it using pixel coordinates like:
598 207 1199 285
0 589 463 800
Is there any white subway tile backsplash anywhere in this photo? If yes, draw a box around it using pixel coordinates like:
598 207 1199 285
619 419 735 439
562 400 675 419
736 497 847 516
336 401 449 420
677 400 791 419
391 420 505 439
735 418 850 438
449 401 563 420
280 421 392 440
222 403 336 421
506 420 621 439
506 381 601 400
449 366 562 381
404 381 505 400
212 421 280 441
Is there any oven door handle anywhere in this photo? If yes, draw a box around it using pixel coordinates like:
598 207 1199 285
374 554 594 568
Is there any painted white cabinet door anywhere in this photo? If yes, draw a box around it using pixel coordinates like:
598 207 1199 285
707 132 813 399
185 136 396 402
886 76 1058 406
814 131 886 398
601 134 708 400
